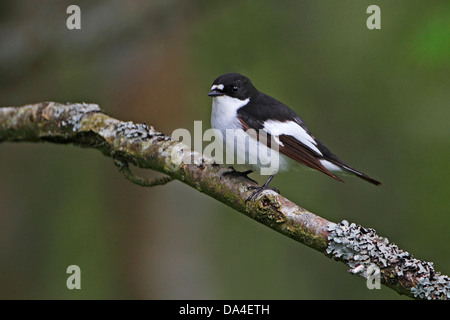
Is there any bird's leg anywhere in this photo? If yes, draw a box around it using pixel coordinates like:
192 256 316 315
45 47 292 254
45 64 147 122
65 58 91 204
246 174 280 202
220 166 257 184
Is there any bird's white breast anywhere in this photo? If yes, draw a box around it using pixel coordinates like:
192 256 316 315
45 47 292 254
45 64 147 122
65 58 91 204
210 96 286 174
210 96 249 134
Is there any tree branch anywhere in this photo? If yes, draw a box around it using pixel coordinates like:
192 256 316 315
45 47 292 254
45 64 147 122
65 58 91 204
0 101 448 300
113 155 175 187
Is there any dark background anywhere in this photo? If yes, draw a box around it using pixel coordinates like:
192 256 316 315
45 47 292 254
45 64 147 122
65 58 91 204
0 0 449 299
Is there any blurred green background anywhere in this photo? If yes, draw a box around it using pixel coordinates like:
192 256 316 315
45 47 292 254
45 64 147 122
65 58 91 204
0 0 449 299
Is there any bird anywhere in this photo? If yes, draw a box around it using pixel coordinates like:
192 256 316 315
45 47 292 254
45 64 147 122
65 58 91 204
207 72 381 201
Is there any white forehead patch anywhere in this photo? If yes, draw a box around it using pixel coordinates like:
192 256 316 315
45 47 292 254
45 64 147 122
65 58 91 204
211 84 224 91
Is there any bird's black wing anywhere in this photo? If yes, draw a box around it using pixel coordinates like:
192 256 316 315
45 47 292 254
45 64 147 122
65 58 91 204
237 95 343 182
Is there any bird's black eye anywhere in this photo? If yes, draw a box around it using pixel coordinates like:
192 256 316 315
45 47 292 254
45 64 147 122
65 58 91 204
232 86 239 93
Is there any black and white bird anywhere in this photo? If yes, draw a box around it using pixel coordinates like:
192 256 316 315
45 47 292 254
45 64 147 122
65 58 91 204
208 72 381 200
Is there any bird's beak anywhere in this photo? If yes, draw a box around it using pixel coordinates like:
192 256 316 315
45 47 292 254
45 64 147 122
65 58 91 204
207 89 223 97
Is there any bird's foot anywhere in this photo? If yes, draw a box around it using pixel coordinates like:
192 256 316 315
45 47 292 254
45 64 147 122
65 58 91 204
245 174 279 202
220 167 257 184
246 185 280 202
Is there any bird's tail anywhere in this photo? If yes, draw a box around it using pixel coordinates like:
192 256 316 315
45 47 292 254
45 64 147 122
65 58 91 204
340 164 381 186
315 139 381 186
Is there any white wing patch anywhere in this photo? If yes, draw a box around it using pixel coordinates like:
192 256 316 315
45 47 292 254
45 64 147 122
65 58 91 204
263 120 322 156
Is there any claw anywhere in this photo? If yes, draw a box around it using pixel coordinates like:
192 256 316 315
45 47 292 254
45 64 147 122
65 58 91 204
246 186 280 202
245 174 280 202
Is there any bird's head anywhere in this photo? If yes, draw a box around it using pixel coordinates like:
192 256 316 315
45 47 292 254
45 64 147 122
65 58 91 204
208 73 257 100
